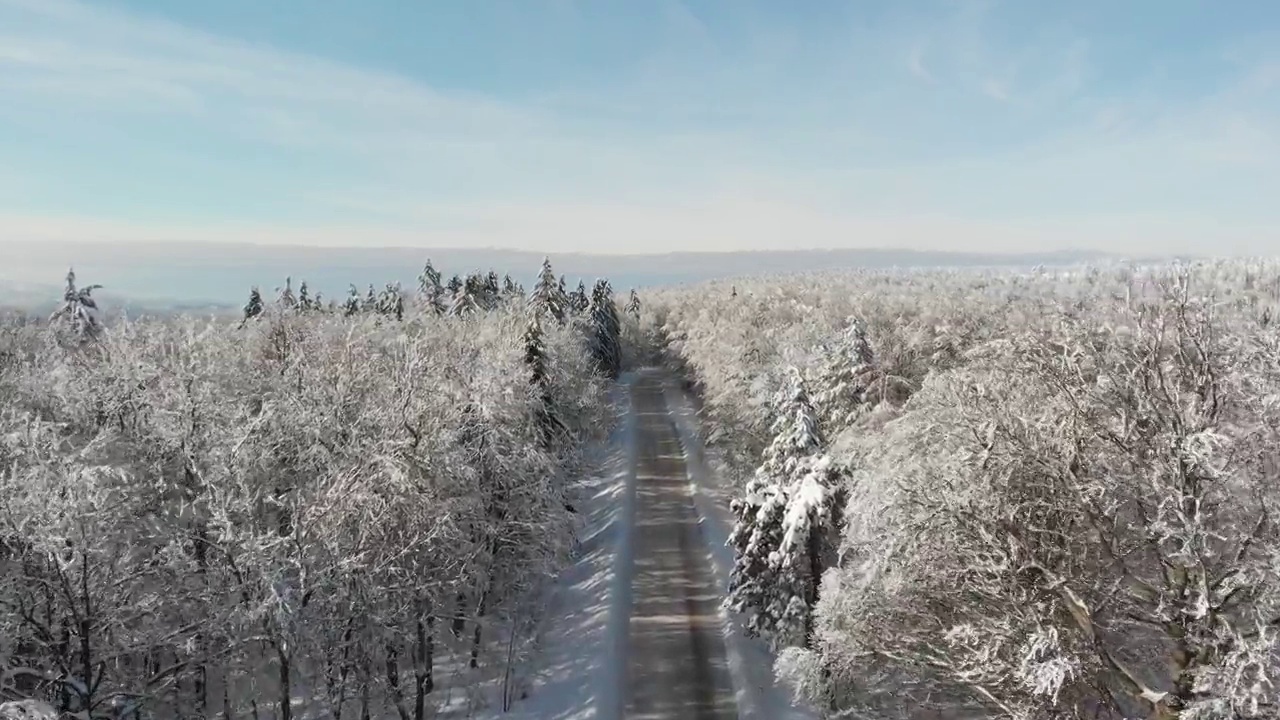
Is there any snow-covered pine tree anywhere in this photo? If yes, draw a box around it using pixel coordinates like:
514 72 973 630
587 279 621 379
448 281 480 318
378 282 404 321
242 287 265 324
522 312 560 450
277 277 297 309
502 274 524 304
417 260 447 315
464 273 492 311
343 284 361 317
812 317 877 431
772 452 843 648
445 274 464 299
625 289 641 320
49 268 103 339
568 281 590 315
727 472 789 642
364 284 378 313
726 366 835 649
296 280 313 312
527 258 566 324
484 271 501 306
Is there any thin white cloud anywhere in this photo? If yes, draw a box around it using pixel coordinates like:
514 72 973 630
907 42 934 83
1 203 1273 257
981 77 1011 101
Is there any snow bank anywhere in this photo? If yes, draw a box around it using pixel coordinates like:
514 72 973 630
482 371 639 720
662 376 820 720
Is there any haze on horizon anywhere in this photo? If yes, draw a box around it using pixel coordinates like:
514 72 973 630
1 0 1278 257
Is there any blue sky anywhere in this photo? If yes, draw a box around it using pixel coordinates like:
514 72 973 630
1 0 1278 255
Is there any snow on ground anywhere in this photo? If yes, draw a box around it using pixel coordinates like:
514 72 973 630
471 371 640 720
661 375 820 720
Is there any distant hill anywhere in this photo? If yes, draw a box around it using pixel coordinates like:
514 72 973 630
1 240 1170 312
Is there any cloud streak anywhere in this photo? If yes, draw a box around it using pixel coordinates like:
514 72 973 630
0 0 1278 255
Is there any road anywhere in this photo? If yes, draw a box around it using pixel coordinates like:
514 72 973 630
624 376 738 720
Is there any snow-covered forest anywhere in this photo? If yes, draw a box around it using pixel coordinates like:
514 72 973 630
0 261 638 719
8 256 1280 720
651 259 1280 720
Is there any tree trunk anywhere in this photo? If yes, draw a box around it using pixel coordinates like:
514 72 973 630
413 614 434 720
276 647 292 720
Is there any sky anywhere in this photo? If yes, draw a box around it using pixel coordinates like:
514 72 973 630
1 0 1279 256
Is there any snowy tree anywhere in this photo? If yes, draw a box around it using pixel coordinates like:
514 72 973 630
727 471 789 642
527 258 566 324
625 289 642 320
771 452 842 648
448 281 480 318
0 700 57 719
363 284 378 312
297 280 313 312
484 271 501 305
48 268 103 339
417 260 446 315
568 281 590 316
502 274 524 304
587 280 621 380
242 286 265 324
342 284 362 316
445 274 463 299
277 276 297 309
811 284 1280 719
522 313 564 450
377 282 404 320
726 367 832 649
811 317 877 431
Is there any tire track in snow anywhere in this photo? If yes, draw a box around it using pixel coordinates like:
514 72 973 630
623 377 738 719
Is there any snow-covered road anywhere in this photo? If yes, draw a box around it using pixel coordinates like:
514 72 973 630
495 370 813 720
624 376 738 719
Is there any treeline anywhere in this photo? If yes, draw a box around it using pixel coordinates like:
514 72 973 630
0 259 640 718
652 260 1280 720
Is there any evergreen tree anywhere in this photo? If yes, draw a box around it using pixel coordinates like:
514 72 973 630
502 274 524 303
527 258 566 324
726 472 788 641
242 287 265 324
50 268 103 339
484 271 501 305
772 454 842 648
812 317 877 431
277 277 297 309
364 284 378 313
522 313 560 449
343 284 362 317
625 289 642 320
448 281 480 318
297 280 313 312
377 282 405 321
446 274 463 294
417 260 446 315
726 367 839 650
568 281 590 315
587 279 621 379
464 273 491 311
